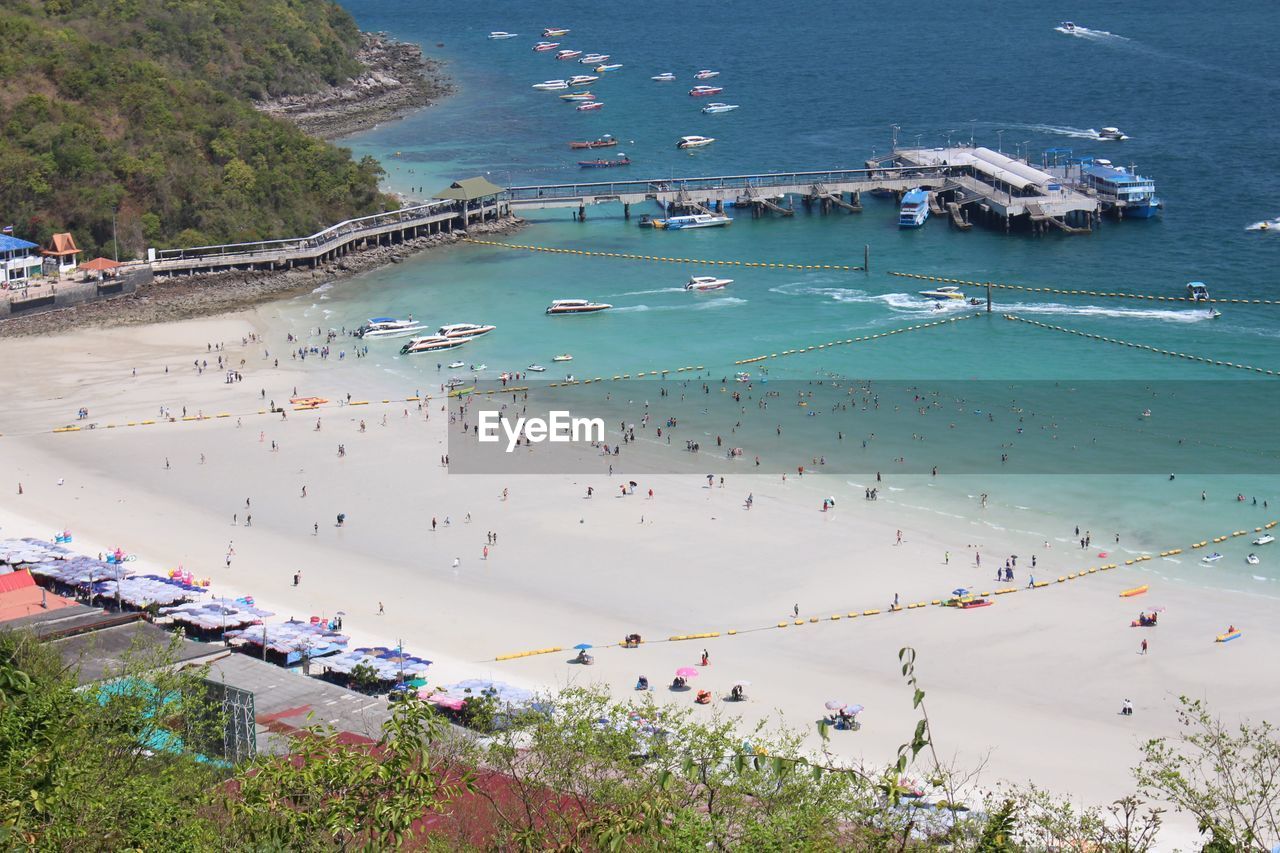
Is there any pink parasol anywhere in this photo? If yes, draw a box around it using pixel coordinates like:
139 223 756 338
675 667 699 678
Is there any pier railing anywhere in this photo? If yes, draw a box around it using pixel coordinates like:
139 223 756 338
504 165 948 202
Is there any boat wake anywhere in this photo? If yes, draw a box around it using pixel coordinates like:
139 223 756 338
613 297 747 313
1245 218 1280 232
1004 301 1218 323
620 287 689 295
1001 122 1110 140
1055 24 1129 40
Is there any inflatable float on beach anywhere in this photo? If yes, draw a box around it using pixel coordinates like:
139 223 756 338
1216 630 1242 643
1119 585 1149 597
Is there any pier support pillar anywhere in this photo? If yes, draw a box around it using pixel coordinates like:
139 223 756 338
624 203 630 220
578 204 586 221
715 200 723 213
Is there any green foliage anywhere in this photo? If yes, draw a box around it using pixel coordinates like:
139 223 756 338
1135 696 1279 852
0 0 393 258
347 661 382 693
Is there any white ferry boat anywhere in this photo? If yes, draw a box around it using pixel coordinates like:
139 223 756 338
654 213 732 230
676 135 715 149
437 323 496 340
545 299 613 315
356 317 427 339
685 275 733 291
400 335 468 355
899 188 930 228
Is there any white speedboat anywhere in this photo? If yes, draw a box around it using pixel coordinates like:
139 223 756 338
1247 554 1260 565
527 364 547 372
676 135 715 149
595 63 623 72
1057 21 1077 33
576 102 604 111
437 323 496 340
552 353 574 362
651 72 676 82
357 317 427 339
1202 552 1224 563
532 79 569 90
400 335 468 355
701 102 739 114
654 213 731 230
448 360 465 369
1098 126 1129 141
470 363 487 371
560 92 596 102
580 53 609 64
488 32 519 40
569 75 598 85
1253 534 1275 545
689 85 723 97
546 299 612 315
533 41 560 52
694 69 720 79
556 50 583 60
542 27 570 37
919 286 966 300
685 275 733 291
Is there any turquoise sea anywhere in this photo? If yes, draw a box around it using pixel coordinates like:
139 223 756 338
273 0 1280 594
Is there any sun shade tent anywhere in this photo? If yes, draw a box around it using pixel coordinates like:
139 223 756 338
80 257 123 271
432 177 505 201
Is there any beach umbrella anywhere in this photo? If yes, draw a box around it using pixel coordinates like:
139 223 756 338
824 700 847 711
573 643 593 650
846 704 864 715
952 588 970 597
732 680 752 687
675 667 699 678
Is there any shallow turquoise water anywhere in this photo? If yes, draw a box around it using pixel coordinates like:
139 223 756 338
277 0 1280 594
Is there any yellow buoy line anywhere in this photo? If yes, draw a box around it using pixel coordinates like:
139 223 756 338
1004 315 1279 376
890 271 1280 306
491 521 1278 661
732 313 979 366
464 238 866 271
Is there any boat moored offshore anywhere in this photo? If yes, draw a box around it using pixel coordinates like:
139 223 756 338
488 31 519 40
1078 160 1161 218
654 214 732 230
437 323 496 340
546 299 613 315
651 72 676 81
357 317 428 339
533 41 560 52
568 134 616 149
676 135 715 149
701 102 739 114
694 69 720 79
595 63 623 72
568 74 599 85
579 53 609 64
542 27 570 37
556 49 583 60
400 335 468 355
532 79 569 90
576 102 604 111
689 85 723 96
578 154 630 167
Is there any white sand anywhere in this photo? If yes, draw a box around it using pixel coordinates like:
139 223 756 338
1 313 1275 839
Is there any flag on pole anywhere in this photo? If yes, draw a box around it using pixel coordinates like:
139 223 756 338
1 225 13 234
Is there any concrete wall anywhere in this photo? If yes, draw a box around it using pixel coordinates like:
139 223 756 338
0 268 150 320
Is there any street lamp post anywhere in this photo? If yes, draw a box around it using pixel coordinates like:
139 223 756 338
997 129 1005 153
112 208 118 262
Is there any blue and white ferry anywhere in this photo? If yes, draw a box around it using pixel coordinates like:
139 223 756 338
898 188 929 228
1079 160 1162 218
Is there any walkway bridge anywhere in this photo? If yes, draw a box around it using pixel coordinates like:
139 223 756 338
504 166 945 212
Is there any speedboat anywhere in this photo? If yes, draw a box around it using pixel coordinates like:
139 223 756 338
701 102 739 114
533 42 560 52
580 54 609 64
651 72 676 81
488 32 519 40
527 364 547 372
576 102 604 111
579 154 630 167
546 299 612 315
1247 554 1260 565
556 50 582 60
654 213 731 230
437 323 496 340
676 135 715 149
689 85 723 97
400 335 467 355
356 317 427 339
1186 281 1210 302
444 377 467 389
1098 126 1129 141
542 27 570 37
448 360 465 369
470 363 487 371
532 79 569 90
685 275 733 291
694 69 720 79
552 353 574 362
568 134 616 149
1202 552 1224 563
595 63 623 72
568 75 598 85
1253 533 1275 545
1057 21 1077 33
560 92 596 101
919 286 966 300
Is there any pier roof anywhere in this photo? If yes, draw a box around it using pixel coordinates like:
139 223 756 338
433 177 504 201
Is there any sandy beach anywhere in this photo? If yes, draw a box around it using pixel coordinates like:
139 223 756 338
0 311 1275 843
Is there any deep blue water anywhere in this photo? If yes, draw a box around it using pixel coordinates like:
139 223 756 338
273 0 1280 594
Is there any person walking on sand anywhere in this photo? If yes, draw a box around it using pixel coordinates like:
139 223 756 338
793 603 800 618
301 486 307 497
378 601 384 615
896 529 903 545
944 551 950 565
483 545 489 560
1140 638 1148 655
432 517 437 531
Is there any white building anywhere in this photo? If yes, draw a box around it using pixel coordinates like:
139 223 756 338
0 234 43 285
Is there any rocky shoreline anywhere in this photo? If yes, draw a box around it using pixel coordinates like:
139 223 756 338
256 32 454 140
0 218 523 338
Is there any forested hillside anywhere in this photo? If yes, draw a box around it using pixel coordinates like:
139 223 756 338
0 0 398 257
